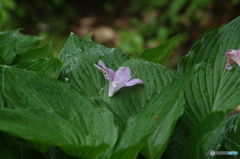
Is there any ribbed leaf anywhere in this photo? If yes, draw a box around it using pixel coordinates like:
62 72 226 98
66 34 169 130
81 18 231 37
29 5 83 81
59 33 128 96
110 65 198 159
139 35 180 65
162 121 188 159
0 30 20 64
16 33 43 54
12 42 54 65
179 111 226 159
177 16 240 131
0 108 110 159
0 66 14 108
224 113 240 153
0 58 63 108
1 66 118 158
15 58 64 78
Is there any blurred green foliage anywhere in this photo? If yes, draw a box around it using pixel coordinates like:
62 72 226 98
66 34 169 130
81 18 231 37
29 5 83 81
0 0 240 67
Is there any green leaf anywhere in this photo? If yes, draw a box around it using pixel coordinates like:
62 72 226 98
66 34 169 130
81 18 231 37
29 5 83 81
0 132 20 159
0 58 63 108
0 56 5 65
84 33 93 42
140 99 184 159
59 32 128 96
12 42 54 65
139 35 180 65
0 29 20 64
162 121 189 159
0 108 110 159
179 111 226 159
15 58 64 78
1 66 118 158
110 65 199 159
224 113 240 153
16 33 43 54
0 68 13 108
177 16 240 130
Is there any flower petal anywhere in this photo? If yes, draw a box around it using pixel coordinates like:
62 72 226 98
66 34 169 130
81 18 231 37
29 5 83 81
115 67 132 84
125 79 144 86
108 81 122 97
226 49 240 70
98 60 108 70
225 56 233 70
94 60 115 81
93 64 105 72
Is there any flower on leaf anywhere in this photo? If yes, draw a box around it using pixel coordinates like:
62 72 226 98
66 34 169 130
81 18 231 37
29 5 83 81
225 49 240 70
94 60 143 97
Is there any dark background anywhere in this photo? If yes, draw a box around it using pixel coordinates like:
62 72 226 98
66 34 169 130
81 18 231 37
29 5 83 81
1 0 240 69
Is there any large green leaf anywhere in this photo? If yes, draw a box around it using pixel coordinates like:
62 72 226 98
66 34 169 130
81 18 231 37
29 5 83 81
224 113 240 154
1 66 118 158
12 42 54 65
177 17 240 131
139 35 180 65
16 33 43 54
59 33 128 96
0 30 20 64
110 65 198 159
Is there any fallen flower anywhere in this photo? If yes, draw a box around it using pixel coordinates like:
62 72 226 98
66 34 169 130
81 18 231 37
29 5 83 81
94 60 143 97
225 49 240 70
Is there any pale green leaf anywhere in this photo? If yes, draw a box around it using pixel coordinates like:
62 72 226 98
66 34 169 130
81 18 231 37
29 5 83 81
84 33 93 42
139 35 180 65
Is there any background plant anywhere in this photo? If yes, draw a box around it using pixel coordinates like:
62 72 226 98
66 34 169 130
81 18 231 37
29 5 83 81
1 0 240 69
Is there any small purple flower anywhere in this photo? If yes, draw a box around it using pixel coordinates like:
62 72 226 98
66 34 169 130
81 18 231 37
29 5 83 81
94 60 143 97
225 49 240 70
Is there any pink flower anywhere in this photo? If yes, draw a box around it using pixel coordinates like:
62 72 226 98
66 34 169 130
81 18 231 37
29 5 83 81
226 49 240 70
94 60 143 97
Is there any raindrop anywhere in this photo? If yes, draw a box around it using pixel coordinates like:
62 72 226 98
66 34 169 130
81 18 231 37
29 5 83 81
64 77 70 81
66 54 72 57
